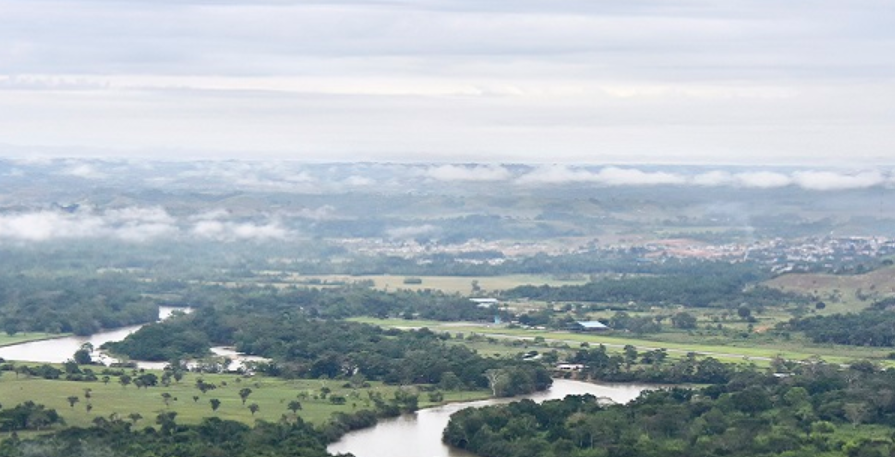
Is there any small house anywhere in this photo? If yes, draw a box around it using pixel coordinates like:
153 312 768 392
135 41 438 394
470 298 499 308
569 320 611 332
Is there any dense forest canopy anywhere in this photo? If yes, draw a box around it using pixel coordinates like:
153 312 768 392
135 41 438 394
505 263 805 309
105 308 552 395
0 273 158 335
568 345 737 384
0 416 335 457
445 362 895 457
784 310 895 348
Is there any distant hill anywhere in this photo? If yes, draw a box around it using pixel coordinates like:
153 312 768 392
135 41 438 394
765 264 895 312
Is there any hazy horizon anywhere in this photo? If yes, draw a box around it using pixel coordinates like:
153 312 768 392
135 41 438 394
2 144 894 168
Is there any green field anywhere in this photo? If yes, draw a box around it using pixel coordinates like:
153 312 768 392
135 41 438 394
352 317 895 367
344 266 895 369
261 274 589 294
765 265 895 315
0 333 67 348
444 325 858 365
0 369 490 430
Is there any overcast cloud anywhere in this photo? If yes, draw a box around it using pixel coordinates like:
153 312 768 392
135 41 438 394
0 206 291 243
425 164 512 181
514 165 895 190
0 1 893 163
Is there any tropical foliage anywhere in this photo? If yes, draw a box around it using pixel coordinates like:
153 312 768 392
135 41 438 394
445 361 895 457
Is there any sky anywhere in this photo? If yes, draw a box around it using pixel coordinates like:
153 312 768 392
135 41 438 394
1 0 893 164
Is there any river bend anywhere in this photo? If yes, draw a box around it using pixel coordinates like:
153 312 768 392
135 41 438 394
328 379 651 457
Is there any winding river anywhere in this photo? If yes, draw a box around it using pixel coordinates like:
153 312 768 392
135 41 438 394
327 379 652 457
0 306 188 366
0 312 652 457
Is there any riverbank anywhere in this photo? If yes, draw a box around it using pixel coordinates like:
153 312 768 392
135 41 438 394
328 378 653 457
0 371 452 428
0 306 191 366
0 333 72 349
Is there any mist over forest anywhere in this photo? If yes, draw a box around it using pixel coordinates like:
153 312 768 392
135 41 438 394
3 159 894 249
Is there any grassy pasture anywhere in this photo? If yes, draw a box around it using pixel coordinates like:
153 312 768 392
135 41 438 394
765 265 895 314
0 369 489 431
353 317 895 368
263 274 589 294
440 325 860 365
0 333 68 348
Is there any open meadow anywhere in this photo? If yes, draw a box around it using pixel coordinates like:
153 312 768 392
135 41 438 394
764 264 895 315
352 317 895 368
257 274 589 294
0 369 489 431
0 333 67 348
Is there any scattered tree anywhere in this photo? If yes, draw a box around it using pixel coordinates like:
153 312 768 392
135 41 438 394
484 369 508 397
844 403 868 428
73 342 93 365
161 392 173 408
239 388 253 405
671 312 698 329
156 411 178 435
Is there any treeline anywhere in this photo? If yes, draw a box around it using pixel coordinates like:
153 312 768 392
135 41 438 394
569 345 735 384
785 309 895 347
105 309 552 395
1 235 784 281
445 362 895 457
320 389 429 442
154 284 497 322
504 264 804 308
0 362 161 388
269 253 774 278
0 401 64 432
100 315 211 360
0 273 158 335
0 415 336 457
